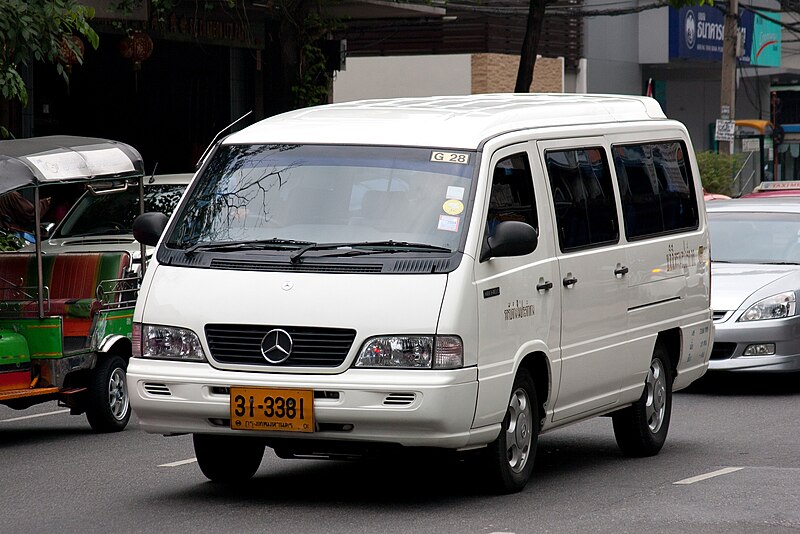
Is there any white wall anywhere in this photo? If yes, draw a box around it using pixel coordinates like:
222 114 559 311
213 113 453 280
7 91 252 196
332 55 471 102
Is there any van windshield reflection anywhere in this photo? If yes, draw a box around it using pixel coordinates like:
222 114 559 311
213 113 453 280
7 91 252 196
167 144 476 255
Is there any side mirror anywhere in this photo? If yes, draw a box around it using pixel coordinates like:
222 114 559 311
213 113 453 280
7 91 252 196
133 212 169 246
480 220 538 262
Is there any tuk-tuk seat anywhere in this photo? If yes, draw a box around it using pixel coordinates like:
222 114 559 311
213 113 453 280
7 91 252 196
0 252 132 321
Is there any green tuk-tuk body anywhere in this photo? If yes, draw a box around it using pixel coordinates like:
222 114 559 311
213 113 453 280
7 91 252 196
0 136 145 432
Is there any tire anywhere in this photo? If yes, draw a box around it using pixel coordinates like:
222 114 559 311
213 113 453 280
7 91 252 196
193 434 265 483
85 354 131 433
482 369 539 494
612 343 673 457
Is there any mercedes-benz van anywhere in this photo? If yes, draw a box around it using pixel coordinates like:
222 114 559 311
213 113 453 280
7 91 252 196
128 94 712 493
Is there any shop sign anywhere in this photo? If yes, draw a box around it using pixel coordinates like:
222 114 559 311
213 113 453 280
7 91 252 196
669 7 781 67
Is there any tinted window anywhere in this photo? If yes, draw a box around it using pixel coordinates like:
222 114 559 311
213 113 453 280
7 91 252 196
613 141 698 240
56 185 186 238
545 147 618 252
481 153 538 259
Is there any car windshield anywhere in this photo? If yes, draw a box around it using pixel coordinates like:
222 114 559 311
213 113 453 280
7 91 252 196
709 211 800 264
166 144 476 252
55 184 185 238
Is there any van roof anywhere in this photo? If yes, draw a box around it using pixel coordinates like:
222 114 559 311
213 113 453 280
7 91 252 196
225 94 669 149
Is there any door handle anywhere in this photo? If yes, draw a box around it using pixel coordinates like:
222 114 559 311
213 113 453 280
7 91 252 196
562 276 578 287
614 265 629 277
536 280 553 291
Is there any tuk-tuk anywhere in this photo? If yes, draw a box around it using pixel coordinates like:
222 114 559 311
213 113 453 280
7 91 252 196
0 136 145 432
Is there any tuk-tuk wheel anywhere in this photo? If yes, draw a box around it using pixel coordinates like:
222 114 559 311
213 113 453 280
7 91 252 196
85 354 131 433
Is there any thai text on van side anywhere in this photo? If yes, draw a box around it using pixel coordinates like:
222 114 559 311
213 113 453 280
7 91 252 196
504 300 534 321
666 241 698 272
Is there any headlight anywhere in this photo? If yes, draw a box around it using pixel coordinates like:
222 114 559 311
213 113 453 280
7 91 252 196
132 323 206 361
738 292 796 322
354 335 463 369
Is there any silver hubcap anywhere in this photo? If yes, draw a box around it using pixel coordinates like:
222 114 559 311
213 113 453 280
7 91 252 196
505 387 532 473
645 359 667 433
108 367 129 421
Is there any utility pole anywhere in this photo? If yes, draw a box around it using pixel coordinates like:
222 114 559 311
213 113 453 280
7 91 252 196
719 0 739 155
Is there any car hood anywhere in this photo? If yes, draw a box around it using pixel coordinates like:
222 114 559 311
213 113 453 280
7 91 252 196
20 236 151 264
711 262 799 311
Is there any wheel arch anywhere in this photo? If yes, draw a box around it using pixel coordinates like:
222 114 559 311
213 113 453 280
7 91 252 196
517 351 550 430
97 334 132 363
656 328 681 379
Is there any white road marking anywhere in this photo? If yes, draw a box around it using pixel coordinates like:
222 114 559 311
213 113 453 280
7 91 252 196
0 409 70 423
674 466 744 485
158 458 198 468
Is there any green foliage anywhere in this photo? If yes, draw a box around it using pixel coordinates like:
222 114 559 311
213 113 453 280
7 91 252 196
696 150 742 196
0 231 24 251
291 11 339 108
0 0 98 106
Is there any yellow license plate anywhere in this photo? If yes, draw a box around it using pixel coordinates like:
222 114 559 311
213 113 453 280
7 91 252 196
230 387 314 432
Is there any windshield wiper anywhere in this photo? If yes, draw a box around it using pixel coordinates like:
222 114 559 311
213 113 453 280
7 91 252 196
289 240 452 263
181 238 313 255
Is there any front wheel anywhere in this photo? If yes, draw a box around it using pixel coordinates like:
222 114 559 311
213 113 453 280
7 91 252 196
481 369 539 494
85 354 131 433
193 434 265 483
612 343 673 457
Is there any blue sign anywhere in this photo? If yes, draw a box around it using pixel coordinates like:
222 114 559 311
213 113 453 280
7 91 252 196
669 7 781 66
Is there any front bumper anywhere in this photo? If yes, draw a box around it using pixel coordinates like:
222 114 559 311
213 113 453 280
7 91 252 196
709 314 800 372
127 358 494 449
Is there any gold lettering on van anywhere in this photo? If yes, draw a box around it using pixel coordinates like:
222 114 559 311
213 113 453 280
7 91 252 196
504 299 534 321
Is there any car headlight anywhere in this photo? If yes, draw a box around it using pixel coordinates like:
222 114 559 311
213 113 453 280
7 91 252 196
738 292 796 322
132 323 206 361
354 335 463 369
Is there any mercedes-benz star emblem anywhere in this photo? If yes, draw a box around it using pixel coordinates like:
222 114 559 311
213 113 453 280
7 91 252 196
260 329 293 364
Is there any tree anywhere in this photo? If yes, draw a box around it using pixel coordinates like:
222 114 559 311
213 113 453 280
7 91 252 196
0 0 98 136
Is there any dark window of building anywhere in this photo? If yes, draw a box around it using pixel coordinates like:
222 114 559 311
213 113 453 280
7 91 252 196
545 147 618 252
613 141 699 240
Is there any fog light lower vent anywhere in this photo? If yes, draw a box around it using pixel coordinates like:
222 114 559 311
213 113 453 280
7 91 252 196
743 343 776 356
383 392 416 406
144 383 171 396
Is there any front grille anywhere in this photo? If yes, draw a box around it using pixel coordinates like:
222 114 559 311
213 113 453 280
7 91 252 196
712 310 729 322
210 259 382 274
205 324 356 367
710 342 736 360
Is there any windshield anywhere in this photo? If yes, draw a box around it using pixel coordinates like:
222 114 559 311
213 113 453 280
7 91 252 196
55 185 185 238
167 144 476 252
709 211 800 264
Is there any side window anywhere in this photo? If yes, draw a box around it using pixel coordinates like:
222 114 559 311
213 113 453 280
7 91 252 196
613 141 699 240
545 147 618 252
482 153 538 257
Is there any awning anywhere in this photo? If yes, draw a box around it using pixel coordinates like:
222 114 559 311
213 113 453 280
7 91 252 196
0 135 144 195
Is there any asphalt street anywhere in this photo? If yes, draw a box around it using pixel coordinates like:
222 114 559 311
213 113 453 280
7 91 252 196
2 372 799 534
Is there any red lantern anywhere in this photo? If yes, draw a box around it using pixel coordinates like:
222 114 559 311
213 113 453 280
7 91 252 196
58 34 85 72
119 31 154 70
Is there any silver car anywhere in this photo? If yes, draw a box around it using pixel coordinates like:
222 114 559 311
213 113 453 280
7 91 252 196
707 197 800 372
23 173 192 267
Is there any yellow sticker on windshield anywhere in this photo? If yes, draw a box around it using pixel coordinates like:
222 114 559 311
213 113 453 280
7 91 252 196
431 151 469 164
442 199 464 215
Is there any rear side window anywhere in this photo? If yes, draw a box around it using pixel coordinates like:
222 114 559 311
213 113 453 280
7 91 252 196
612 141 699 240
545 147 618 252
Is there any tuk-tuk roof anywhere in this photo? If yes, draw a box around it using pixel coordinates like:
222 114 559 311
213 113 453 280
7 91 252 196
0 136 144 195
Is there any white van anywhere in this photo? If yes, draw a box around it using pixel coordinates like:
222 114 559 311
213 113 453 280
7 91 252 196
128 94 712 493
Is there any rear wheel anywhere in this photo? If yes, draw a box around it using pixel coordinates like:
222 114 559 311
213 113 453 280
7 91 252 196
193 434 265 483
612 343 673 456
482 369 539 494
85 354 131 433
